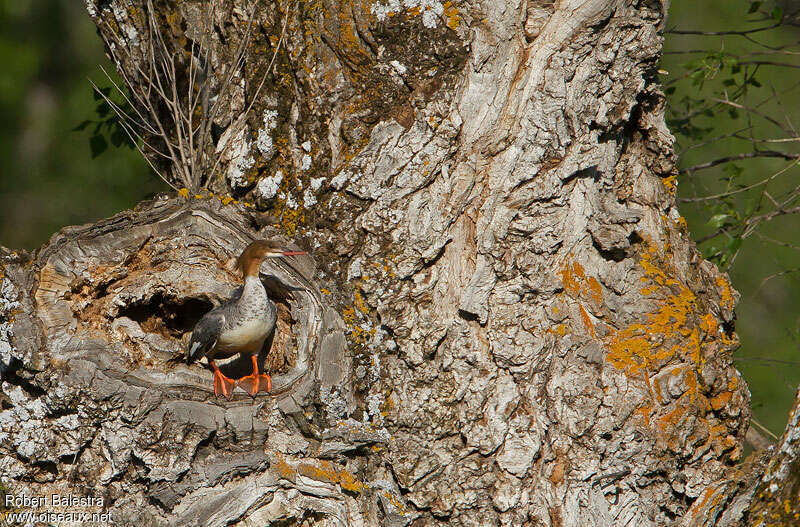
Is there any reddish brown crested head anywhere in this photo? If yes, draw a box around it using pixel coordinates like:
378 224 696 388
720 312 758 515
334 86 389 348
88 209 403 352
236 240 307 277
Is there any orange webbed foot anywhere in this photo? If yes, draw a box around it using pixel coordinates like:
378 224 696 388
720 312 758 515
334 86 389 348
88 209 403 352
210 360 235 400
236 373 272 397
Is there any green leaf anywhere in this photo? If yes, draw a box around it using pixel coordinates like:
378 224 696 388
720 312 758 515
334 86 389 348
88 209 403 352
96 101 110 117
771 7 782 21
727 237 743 253
749 77 762 87
90 134 107 158
723 164 743 178
748 1 761 14
744 196 759 216
110 128 126 147
707 214 733 229
72 120 92 132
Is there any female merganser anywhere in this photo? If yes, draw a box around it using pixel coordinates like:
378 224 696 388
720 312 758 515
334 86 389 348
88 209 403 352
187 240 306 399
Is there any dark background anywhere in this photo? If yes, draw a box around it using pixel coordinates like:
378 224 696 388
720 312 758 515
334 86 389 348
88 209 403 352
0 0 797 439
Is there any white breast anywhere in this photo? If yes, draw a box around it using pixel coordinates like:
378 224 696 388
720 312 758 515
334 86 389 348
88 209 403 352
216 317 269 354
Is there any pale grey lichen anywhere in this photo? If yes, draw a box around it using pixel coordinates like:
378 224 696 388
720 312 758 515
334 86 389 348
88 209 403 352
256 170 283 200
310 177 325 191
257 109 279 158
347 258 363 281
0 409 15 429
0 277 20 312
283 192 299 209
319 386 348 420
111 0 140 45
303 188 317 208
371 0 401 21
301 140 312 153
85 0 98 17
330 171 350 190
226 136 255 190
369 353 382 383
371 0 443 28
390 60 407 75
365 393 384 424
0 277 20 370
301 154 312 171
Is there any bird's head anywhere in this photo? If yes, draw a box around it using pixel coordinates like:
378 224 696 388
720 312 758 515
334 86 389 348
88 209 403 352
236 240 307 277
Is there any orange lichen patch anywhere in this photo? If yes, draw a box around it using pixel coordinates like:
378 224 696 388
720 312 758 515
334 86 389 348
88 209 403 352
657 405 686 442
587 277 602 304
178 188 189 199
559 262 582 297
607 247 707 378
383 490 407 512
607 244 744 459
559 261 603 312
638 246 679 288
349 325 375 346
663 174 677 194
354 290 370 315
711 392 733 410
700 313 718 334
382 392 395 415
338 469 367 493
632 405 655 426
296 459 366 494
716 276 735 311
691 487 726 518
342 306 356 325
274 454 296 479
443 2 460 29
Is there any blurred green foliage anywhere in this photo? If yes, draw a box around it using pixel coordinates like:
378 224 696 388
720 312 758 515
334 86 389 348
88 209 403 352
0 0 797 441
0 0 161 251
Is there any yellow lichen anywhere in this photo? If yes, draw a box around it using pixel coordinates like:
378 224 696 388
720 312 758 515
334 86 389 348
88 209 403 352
559 262 583 297
716 276 735 311
606 247 703 377
342 306 356 325
178 188 189 199
663 174 677 194
606 244 741 459
443 2 460 29
275 454 296 479
354 290 370 315
294 459 366 493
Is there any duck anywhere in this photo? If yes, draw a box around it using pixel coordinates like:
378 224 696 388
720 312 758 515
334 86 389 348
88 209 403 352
187 240 306 399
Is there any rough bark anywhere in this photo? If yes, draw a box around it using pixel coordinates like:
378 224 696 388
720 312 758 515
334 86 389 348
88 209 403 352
1 0 798 525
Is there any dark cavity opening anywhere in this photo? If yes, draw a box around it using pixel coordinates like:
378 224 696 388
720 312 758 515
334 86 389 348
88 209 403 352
118 291 214 339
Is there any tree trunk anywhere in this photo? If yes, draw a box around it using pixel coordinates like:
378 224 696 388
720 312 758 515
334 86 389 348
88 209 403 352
1 0 797 525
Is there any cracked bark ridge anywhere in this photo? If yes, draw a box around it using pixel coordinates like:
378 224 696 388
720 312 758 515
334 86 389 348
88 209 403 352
1 0 798 524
